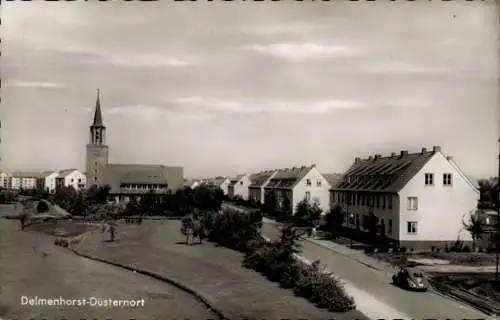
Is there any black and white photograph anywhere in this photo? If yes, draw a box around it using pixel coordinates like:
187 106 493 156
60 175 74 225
0 0 499 319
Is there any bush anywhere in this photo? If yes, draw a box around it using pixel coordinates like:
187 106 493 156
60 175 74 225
36 200 50 213
462 245 471 253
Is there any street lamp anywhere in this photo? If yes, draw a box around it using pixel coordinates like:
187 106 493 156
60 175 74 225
349 212 354 248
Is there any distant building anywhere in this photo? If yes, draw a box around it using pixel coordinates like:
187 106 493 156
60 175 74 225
38 170 59 193
10 172 41 190
85 89 184 203
183 179 201 189
228 174 254 201
331 146 479 249
205 177 231 195
0 172 11 189
249 170 277 205
55 169 86 191
264 165 331 214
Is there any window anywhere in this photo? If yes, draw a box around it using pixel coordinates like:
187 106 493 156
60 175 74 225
71 179 74 183
407 221 417 234
388 196 392 209
306 179 311 186
317 180 322 187
407 197 418 210
425 173 434 186
95 161 98 166
78 178 81 183
382 196 386 209
240 181 243 185
376 196 380 208
388 219 393 234
443 173 452 186
94 176 97 182
305 191 311 201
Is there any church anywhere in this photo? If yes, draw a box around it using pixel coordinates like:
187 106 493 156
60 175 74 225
86 90 184 203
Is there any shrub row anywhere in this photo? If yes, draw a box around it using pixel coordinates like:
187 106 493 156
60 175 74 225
199 208 356 313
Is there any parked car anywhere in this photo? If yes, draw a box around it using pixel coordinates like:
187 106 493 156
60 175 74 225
392 267 428 292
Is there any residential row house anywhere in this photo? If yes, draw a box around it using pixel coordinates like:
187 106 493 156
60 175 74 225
330 146 479 249
264 165 332 214
248 170 278 204
204 177 231 196
227 174 254 200
0 169 87 193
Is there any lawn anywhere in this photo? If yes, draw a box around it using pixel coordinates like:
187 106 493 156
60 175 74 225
0 215 217 320
73 219 368 320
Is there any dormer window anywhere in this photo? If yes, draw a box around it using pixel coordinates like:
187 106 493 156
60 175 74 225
306 179 311 186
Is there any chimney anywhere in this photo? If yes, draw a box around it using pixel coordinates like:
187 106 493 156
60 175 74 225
400 150 408 157
433 146 441 153
421 147 427 154
354 157 361 164
446 156 453 161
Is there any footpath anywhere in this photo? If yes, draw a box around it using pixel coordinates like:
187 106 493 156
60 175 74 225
73 220 367 320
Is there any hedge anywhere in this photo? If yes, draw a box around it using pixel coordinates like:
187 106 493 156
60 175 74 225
199 208 356 313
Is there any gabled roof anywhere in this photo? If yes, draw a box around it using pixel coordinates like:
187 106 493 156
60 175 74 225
12 172 44 179
334 148 436 192
57 169 79 178
322 173 343 187
40 171 59 178
229 174 245 185
249 170 277 188
265 165 315 190
104 164 183 194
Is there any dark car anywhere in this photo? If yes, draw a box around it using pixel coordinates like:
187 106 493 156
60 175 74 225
392 267 429 292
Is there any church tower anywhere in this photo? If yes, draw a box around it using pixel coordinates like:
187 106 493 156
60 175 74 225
86 89 109 188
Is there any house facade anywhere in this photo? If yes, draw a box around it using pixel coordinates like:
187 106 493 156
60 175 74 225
264 165 331 214
56 169 87 191
249 170 277 204
0 172 11 189
11 172 40 190
331 146 479 249
39 171 59 193
227 174 253 200
84 89 184 203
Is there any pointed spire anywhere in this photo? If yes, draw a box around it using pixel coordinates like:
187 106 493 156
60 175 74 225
92 88 104 127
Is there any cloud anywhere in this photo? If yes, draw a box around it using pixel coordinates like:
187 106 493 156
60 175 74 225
240 42 362 62
173 97 366 115
5 80 66 89
107 105 165 117
361 60 450 75
106 53 194 68
243 23 330 35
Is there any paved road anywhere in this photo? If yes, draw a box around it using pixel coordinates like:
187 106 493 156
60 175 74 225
0 214 216 320
261 222 491 320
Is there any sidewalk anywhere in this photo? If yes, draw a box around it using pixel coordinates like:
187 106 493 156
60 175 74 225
73 221 367 320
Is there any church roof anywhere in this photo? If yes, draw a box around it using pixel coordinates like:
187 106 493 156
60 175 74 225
92 89 104 127
103 164 184 194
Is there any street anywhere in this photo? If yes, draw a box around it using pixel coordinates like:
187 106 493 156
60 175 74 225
0 215 216 320
261 222 491 320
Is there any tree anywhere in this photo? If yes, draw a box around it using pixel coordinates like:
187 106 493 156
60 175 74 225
324 205 345 236
463 212 485 251
36 200 50 213
293 198 322 227
362 212 379 240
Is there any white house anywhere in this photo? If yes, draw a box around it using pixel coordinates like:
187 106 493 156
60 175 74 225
39 171 59 193
249 170 277 204
0 172 11 189
331 146 480 249
228 174 254 201
264 165 331 214
10 172 40 190
56 169 86 190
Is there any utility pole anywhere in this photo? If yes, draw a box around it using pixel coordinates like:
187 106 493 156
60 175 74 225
496 139 500 281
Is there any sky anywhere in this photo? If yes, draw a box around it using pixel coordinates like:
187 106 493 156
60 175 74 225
1 0 498 179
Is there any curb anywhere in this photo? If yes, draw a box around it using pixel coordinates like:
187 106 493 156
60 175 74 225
68 247 229 320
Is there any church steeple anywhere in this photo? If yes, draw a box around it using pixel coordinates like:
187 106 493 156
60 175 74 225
89 89 106 146
92 89 104 127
